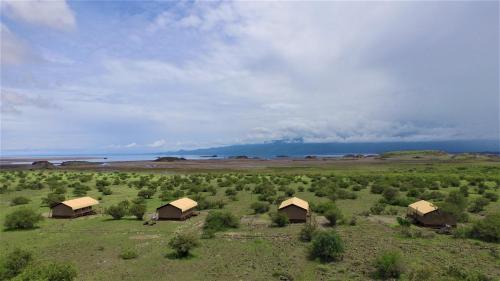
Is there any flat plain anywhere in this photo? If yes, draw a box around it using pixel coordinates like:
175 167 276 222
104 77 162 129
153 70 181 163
1 152 499 281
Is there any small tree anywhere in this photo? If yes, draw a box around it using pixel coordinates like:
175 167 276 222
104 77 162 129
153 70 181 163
250 201 269 214
129 203 146 220
373 250 405 279
10 196 31 206
271 212 289 227
299 221 317 242
0 248 32 279
41 192 65 208
325 206 343 226
203 210 239 235
310 230 344 262
4 209 43 230
106 205 127 220
168 232 200 258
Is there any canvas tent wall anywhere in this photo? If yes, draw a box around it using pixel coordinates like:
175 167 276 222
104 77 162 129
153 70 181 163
156 197 198 220
407 200 456 227
278 197 309 222
51 196 99 218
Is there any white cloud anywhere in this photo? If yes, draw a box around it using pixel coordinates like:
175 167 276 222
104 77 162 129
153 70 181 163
0 23 34 65
0 2 497 152
2 0 76 31
148 139 167 148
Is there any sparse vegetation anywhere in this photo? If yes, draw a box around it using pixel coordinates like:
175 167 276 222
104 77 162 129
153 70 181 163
0 154 498 280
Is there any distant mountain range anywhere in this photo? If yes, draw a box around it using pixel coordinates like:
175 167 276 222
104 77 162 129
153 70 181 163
163 140 499 157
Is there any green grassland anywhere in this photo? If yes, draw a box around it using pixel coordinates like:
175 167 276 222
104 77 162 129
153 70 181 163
0 157 499 281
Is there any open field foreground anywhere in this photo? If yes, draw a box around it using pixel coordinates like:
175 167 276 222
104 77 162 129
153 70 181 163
1 155 499 281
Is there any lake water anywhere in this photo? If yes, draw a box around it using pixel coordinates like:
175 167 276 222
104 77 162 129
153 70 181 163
0 153 377 165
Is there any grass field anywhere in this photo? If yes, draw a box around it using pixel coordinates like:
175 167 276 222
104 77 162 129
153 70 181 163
1 156 499 281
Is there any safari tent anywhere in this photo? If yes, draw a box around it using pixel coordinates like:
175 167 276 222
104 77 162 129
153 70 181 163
278 197 309 222
407 200 456 227
156 197 198 220
51 196 99 218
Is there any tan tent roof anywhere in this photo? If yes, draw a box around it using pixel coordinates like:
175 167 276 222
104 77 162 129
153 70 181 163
60 197 99 210
279 197 309 211
408 200 438 216
167 197 198 212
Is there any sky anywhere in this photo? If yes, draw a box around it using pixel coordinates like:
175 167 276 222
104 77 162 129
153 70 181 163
1 1 499 154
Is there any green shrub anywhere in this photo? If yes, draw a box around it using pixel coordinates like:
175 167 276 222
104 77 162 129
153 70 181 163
41 192 65 208
203 210 239 234
371 184 385 194
250 201 270 214
311 201 336 214
452 226 470 239
396 217 411 227
468 197 490 213
120 248 138 260
370 203 386 215
382 187 399 203
0 248 32 279
13 262 77 281
271 212 289 227
407 266 432 281
168 232 199 258
310 230 344 262
4 209 43 230
129 203 146 220
441 191 468 222
324 206 343 226
373 250 404 279
469 213 500 243
483 192 498 202
10 197 30 206
106 205 127 220
299 222 317 242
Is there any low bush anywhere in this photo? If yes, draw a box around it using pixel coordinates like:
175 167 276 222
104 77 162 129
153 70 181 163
484 192 498 202
452 226 470 239
271 212 289 227
370 203 386 215
129 203 146 220
468 197 490 213
0 248 32 280
13 262 77 281
396 217 411 227
10 197 30 206
250 201 270 214
311 201 336 214
120 248 138 260
203 210 239 234
310 230 344 262
299 222 317 242
106 204 128 220
4 209 43 230
168 232 199 258
469 213 500 243
324 206 343 226
373 250 404 279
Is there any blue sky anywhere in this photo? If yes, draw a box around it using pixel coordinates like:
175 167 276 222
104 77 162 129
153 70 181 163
1 1 498 154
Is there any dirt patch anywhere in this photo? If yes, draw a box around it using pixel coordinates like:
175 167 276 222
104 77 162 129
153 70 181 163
240 215 270 229
129 234 160 240
366 215 397 226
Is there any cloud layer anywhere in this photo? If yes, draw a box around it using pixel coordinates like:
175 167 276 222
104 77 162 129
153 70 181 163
1 1 498 153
